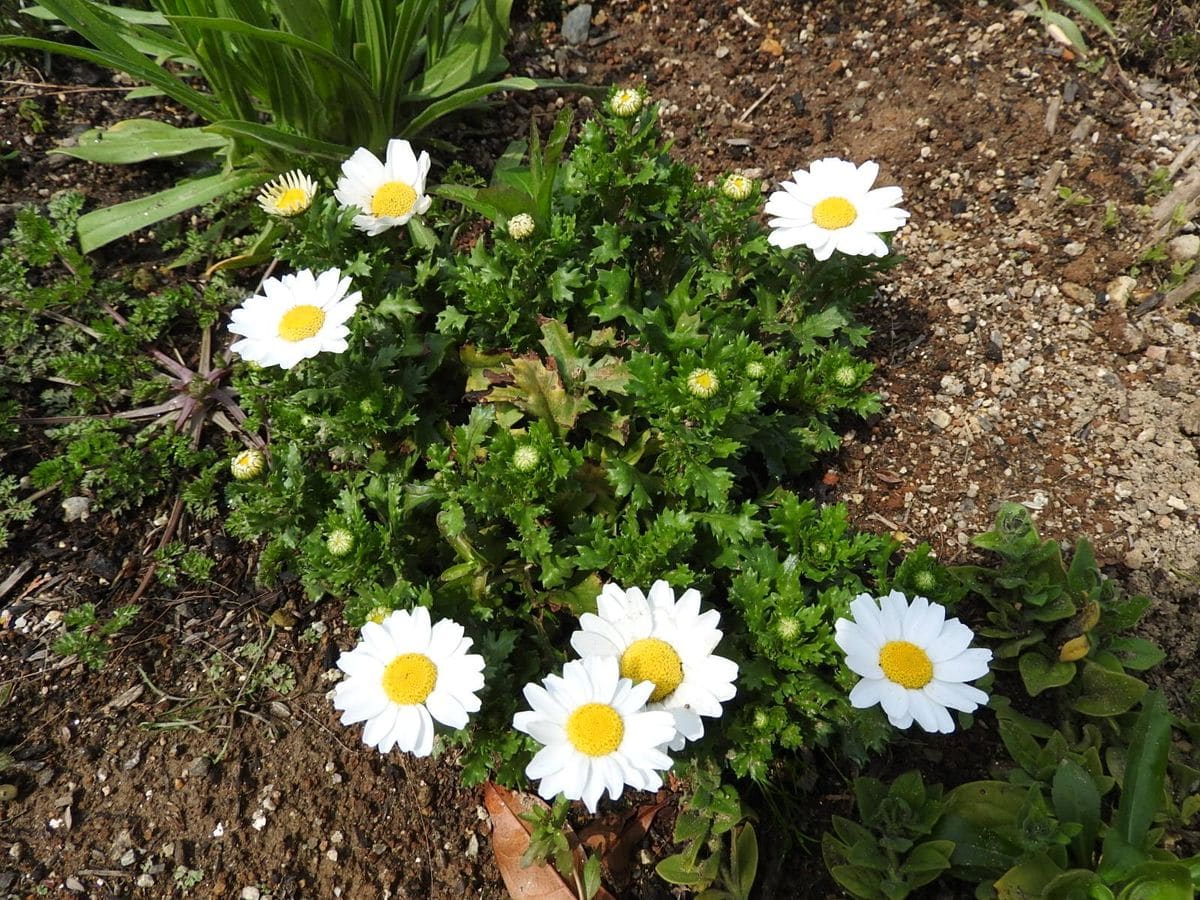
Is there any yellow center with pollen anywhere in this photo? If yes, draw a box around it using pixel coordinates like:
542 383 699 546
565 702 624 757
273 186 309 214
381 653 438 705
878 640 933 689
812 196 858 230
277 305 326 342
371 181 417 218
620 638 684 702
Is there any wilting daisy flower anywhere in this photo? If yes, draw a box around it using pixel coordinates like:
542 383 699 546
229 448 265 480
764 158 909 261
514 656 676 812
228 267 361 370
834 591 991 734
570 581 738 751
333 607 485 756
257 170 317 217
334 138 432 236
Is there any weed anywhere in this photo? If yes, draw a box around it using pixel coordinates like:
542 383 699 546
52 602 141 670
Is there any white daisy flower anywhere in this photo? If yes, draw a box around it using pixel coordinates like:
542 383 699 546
332 607 485 757
257 169 317 217
569 581 738 752
334 138 432 236
764 158 909 261
834 590 991 734
513 656 676 813
228 267 361 370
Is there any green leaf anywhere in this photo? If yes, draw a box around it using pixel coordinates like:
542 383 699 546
829 865 887 900
1071 659 1147 718
1115 862 1193 900
1052 758 1101 867
484 357 587 436
1019 652 1077 696
76 169 265 253
204 120 351 161
1059 0 1116 37
901 840 954 885
53 119 229 164
1105 637 1165 672
732 823 758 900
1101 691 1171 881
656 852 704 886
993 852 1065 900
582 853 602 900
405 77 541 136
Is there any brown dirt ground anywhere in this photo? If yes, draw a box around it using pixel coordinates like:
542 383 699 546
3 0 1200 897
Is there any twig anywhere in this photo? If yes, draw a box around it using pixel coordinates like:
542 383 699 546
738 82 778 123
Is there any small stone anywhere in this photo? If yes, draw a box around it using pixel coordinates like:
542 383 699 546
1060 281 1092 303
120 849 136 867
927 409 952 430
241 888 261 900
1166 496 1188 511
1106 275 1137 309
1168 234 1200 262
1180 399 1200 436
1144 345 1168 361
561 4 592 45
1096 311 1147 354
1063 241 1086 257
759 36 783 56
65 877 85 893
136 875 155 889
715 46 730 59
61 496 92 523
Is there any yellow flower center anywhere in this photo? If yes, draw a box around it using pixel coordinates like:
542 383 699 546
565 702 624 757
878 640 933 689
273 186 310 214
687 369 719 398
371 181 418 218
812 196 858 230
381 653 438 705
620 638 684 702
277 304 326 342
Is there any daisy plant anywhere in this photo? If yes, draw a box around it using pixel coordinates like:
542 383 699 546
513 656 676 813
834 591 992 734
570 581 738 751
333 607 485 757
765 158 909 261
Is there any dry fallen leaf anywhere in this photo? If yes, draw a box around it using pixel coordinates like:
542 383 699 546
483 782 617 900
579 797 669 889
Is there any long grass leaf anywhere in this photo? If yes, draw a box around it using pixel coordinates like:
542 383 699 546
204 120 352 160
1059 0 1116 37
77 169 265 253
404 76 538 134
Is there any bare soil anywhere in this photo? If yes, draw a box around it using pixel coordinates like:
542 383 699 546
3 0 1199 897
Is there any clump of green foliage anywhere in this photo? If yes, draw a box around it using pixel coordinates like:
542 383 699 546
52 602 140 670
224 99 898 783
821 506 1193 900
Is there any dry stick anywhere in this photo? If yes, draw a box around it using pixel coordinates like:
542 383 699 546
1044 94 1062 136
738 82 778 124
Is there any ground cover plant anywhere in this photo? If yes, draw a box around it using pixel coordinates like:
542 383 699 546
4 12 1200 894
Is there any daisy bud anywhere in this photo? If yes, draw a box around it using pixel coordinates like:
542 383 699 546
507 213 535 240
326 529 355 557
230 449 265 481
746 361 766 379
609 87 644 118
513 445 540 471
834 365 859 387
721 173 754 201
686 368 720 398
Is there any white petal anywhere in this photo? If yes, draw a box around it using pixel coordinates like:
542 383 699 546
361 704 398 749
928 620 975 661
877 679 910 722
934 648 991 683
848 678 883 710
924 679 988 712
425 689 468 729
